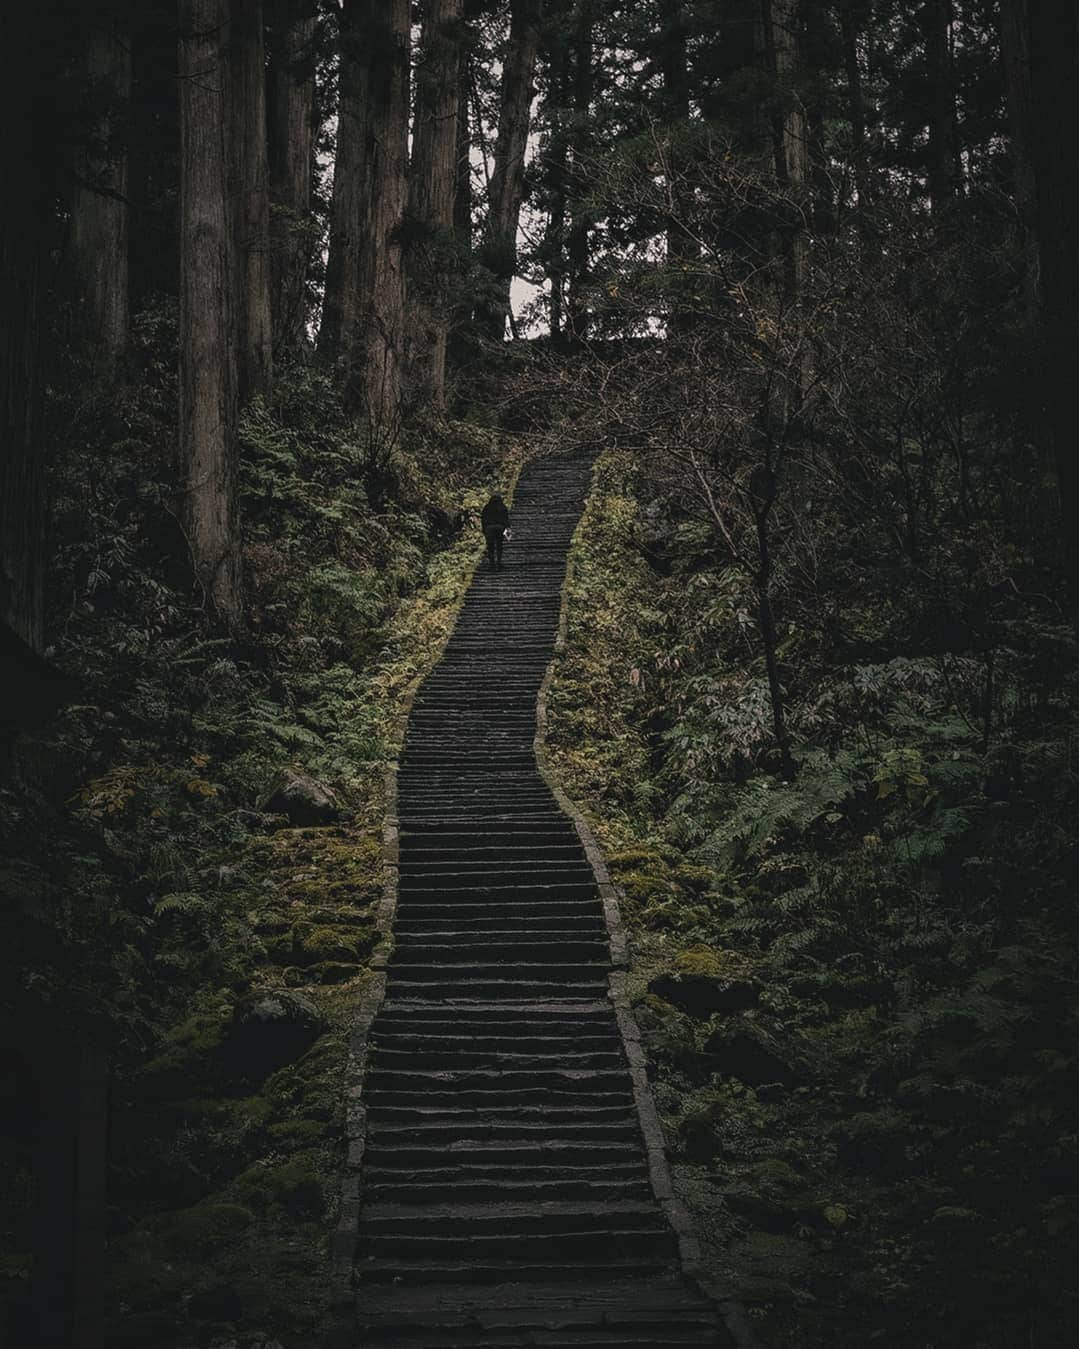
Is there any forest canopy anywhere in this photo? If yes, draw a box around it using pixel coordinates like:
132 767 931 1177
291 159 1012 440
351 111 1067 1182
1 0 1078 1345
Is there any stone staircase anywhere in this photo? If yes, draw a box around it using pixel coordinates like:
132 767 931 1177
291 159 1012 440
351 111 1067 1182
351 454 730 1346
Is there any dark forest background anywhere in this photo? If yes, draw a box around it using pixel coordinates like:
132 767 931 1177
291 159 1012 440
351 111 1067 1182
1 1 1078 1345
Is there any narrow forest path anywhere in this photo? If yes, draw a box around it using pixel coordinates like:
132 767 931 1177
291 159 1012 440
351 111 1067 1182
348 454 730 1346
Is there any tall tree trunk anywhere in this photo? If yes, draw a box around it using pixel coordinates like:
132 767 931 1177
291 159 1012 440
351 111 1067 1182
70 10 132 378
478 0 543 342
231 0 273 398
802 0 835 235
448 48 475 371
658 0 700 334
454 52 473 255
1025 0 1079 621
763 0 808 298
408 0 464 406
566 0 593 343
541 21 570 340
319 0 371 370
1000 0 1038 326
923 0 960 213
839 0 873 212
360 0 410 429
267 0 316 357
179 0 242 626
0 6 54 651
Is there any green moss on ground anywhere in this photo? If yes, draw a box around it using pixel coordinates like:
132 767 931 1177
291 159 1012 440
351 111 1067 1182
0 365 540 1346
546 449 1079 1348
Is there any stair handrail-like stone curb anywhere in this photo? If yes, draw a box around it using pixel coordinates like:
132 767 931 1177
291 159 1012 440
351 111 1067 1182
331 451 533 1314
532 461 758 1349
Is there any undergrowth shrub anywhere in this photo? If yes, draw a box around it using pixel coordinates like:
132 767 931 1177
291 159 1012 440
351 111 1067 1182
547 448 1079 1348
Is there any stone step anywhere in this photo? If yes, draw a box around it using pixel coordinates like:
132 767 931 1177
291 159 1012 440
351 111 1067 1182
357 1226 676 1262
364 1071 634 1099
396 869 597 890
398 844 587 863
372 1008 618 1032
371 1029 619 1051
356 1326 721 1348
399 821 575 837
365 1102 633 1124
382 980 609 1001
367 1119 638 1143
392 916 605 934
394 886 599 905
354 1259 676 1288
391 902 603 923
360 1202 664 1238
363 1157 647 1180
362 1176 654 1206
389 940 609 966
363 1088 636 1111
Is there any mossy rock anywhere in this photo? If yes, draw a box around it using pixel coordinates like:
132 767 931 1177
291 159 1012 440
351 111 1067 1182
263 931 297 964
137 999 234 1095
640 897 713 931
302 903 373 927
177 1094 273 1133
155 1201 255 1255
292 923 375 965
749 1158 804 1192
222 989 327 1080
608 847 672 872
649 946 759 1017
250 907 291 935
233 1153 324 1217
616 869 680 907
267 1119 328 1145
680 1101 726 1163
313 960 363 984
722 1179 826 1234
672 863 716 893
704 1025 803 1086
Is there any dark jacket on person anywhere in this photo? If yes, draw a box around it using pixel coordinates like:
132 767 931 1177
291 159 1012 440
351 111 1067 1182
481 495 510 533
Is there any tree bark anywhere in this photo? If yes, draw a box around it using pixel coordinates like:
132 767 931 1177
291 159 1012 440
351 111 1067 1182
179 0 242 626
762 0 808 299
0 6 54 651
454 51 473 255
360 0 411 429
657 0 701 334
540 17 570 340
267 0 316 358
70 11 132 378
923 0 960 213
231 0 273 398
448 47 475 371
999 0 1038 326
839 0 872 212
408 0 464 405
319 0 371 370
1024 0 1079 621
478 0 543 342
566 0 593 343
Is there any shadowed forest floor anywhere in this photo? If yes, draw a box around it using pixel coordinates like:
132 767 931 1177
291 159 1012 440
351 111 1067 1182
2 360 1078 1349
